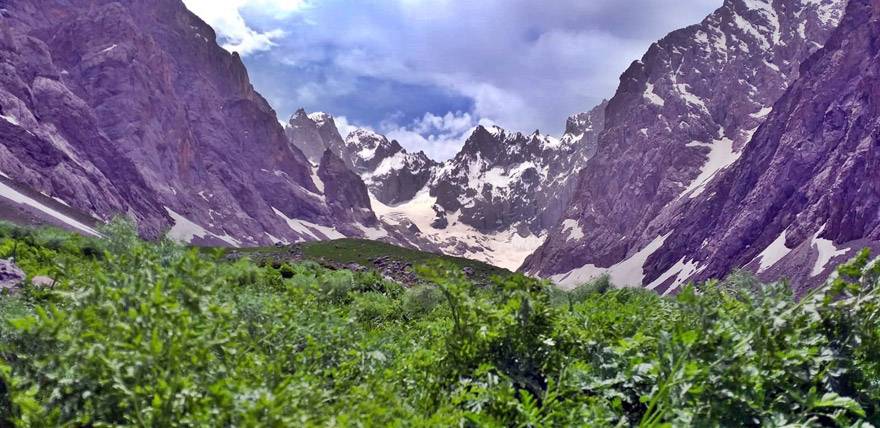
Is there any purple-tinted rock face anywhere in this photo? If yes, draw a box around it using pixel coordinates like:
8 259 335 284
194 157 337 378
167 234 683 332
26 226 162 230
523 0 846 284
286 109 328 165
0 258 25 294
318 149 379 232
636 0 880 296
0 0 386 245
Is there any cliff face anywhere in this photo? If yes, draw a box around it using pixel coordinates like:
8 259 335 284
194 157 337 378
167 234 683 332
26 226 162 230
523 0 846 282
640 0 880 295
0 0 382 245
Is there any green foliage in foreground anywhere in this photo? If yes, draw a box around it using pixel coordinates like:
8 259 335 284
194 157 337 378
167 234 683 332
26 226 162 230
0 221 879 426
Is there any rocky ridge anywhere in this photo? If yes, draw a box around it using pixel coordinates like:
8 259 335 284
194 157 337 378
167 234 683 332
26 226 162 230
523 0 847 286
639 0 880 296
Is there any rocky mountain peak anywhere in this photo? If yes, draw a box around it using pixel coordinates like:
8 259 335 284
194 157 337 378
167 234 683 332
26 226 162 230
523 0 847 285
285 108 326 164
344 129 404 173
633 0 880 295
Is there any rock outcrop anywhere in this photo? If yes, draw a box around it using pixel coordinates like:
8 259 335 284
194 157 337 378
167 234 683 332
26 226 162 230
0 259 25 294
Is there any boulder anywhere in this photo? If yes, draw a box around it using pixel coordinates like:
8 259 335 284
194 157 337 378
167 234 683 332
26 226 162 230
31 275 55 288
0 259 25 294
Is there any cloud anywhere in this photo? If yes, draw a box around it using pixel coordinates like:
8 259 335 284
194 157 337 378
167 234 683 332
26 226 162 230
186 0 721 158
182 0 306 55
332 116 359 140
378 111 494 160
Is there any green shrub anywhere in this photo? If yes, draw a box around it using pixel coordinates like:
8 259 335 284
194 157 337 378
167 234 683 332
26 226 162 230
352 270 405 297
401 284 445 319
549 274 613 308
351 292 399 326
318 270 357 303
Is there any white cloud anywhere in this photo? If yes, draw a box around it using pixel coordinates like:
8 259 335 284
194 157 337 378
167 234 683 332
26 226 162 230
379 111 494 160
182 0 307 55
333 116 359 139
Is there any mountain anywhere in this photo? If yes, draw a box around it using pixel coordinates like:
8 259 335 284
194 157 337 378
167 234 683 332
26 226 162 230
0 0 388 245
633 0 880 296
522 0 846 285
285 109 328 165
343 129 438 205
432 101 607 237
322 101 606 270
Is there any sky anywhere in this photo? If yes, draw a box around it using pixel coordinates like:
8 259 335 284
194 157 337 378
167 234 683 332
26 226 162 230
182 0 721 160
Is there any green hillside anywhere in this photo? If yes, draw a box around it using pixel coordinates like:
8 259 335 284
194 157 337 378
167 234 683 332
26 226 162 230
225 238 510 284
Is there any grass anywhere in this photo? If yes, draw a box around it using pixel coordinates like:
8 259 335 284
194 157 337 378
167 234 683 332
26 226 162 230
300 239 509 275
220 238 512 281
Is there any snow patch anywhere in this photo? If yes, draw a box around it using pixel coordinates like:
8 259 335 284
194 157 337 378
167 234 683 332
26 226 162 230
757 229 791 272
751 106 773 119
370 188 545 270
681 137 739 198
646 257 703 295
486 125 505 137
733 12 770 50
552 233 671 289
370 152 407 178
357 224 389 240
644 83 666 107
265 232 286 245
165 208 240 246
0 114 19 126
675 83 709 113
307 112 331 124
742 0 781 45
802 0 843 26
272 207 344 241
310 166 325 194
561 219 584 242
810 226 849 277
0 180 99 236
540 135 562 149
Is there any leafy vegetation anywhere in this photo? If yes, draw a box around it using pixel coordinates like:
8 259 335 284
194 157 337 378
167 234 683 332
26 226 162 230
0 220 879 426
